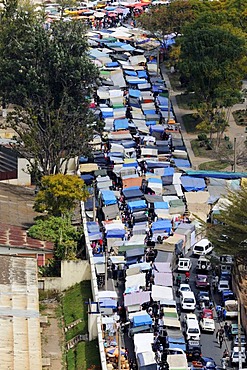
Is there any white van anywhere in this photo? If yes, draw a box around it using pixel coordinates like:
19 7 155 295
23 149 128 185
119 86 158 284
184 313 201 341
193 239 213 256
178 258 192 272
180 291 196 311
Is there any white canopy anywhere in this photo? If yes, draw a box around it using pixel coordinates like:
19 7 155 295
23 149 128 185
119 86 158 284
151 285 173 302
98 290 118 299
125 273 145 289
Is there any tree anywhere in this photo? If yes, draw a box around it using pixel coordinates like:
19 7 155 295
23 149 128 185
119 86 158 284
34 174 89 217
138 0 194 43
206 185 247 268
0 2 100 175
179 19 247 143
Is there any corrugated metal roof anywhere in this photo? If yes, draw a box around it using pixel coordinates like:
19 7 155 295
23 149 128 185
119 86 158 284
0 223 53 251
0 256 42 369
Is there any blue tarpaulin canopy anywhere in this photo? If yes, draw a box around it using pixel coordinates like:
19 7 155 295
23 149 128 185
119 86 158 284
184 169 247 179
152 220 172 233
101 190 117 205
154 202 169 210
129 89 141 98
105 61 119 68
180 176 206 191
114 119 129 130
106 229 125 238
148 178 162 184
125 70 137 76
123 161 138 168
123 188 143 200
137 70 148 79
81 174 94 185
128 200 147 212
126 248 145 258
133 314 152 327
87 221 100 234
147 161 170 169
163 167 175 176
99 298 117 309
173 158 191 168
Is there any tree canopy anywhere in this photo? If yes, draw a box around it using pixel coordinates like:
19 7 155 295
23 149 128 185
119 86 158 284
138 0 194 42
206 185 247 267
0 1 99 176
178 17 247 141
34 174 89 217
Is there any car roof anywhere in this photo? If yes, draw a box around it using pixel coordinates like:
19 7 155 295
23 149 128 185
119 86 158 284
186 313 197 320
194 238 210 247
182 291 195 298
197 274 207 278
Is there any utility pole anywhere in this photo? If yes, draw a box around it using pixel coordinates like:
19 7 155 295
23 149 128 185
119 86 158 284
167 88 171 123
238 301 242 369
93 180 96 222
118 323 122 370
233 137 237 173
156 47 160 76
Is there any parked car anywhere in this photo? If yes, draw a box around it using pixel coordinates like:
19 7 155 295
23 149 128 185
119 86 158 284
230 323 244 336
184 313 201 341
199 318 215 333
196 256 212 273
193 238 213 256
201 308 213 320
218 280 230 293
186 340 202 361
178 283 191 296
220 271 232 282
231 347 246 365
178 258 192 272
221 290 235 304
195 274 209 289
180 291 196 311
197 291 211 305
233 335 246 348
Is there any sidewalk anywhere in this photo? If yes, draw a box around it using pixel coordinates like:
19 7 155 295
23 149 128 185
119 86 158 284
160 63 247 171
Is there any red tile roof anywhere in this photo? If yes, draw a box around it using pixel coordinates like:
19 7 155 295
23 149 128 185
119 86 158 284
0 223 54 251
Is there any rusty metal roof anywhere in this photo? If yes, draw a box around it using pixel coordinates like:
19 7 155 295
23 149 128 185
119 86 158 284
0 223 54 251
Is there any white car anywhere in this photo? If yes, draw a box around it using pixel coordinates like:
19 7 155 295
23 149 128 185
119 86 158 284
184 313 201 341
218 280 230 293
178 258 192 272
231 347 246 364
180 291 196 311
193 239 213 256
199 318 215 333
178 284 191 296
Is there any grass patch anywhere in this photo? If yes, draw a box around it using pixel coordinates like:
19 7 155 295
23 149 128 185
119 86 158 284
175 93 198 110
67 340 101 370
191 138 233 159
62 281 92 340
182 114 202 133
199 160 229 171
233 109 247 126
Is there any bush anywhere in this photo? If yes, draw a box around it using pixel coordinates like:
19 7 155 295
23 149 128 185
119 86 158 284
198 133 208 141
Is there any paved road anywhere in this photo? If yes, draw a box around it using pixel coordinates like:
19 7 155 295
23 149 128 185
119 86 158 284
176 252 232 369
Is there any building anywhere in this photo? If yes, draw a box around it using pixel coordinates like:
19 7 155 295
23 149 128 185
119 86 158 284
0 255 42 369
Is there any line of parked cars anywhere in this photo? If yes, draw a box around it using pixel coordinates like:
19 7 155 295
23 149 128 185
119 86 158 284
175 238 247 368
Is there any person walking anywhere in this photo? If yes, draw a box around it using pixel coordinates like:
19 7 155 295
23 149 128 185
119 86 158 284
218 331 224 349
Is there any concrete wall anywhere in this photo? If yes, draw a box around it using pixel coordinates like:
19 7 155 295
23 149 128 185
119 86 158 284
1 157 31 186
40 260 91 292
81 201 108 370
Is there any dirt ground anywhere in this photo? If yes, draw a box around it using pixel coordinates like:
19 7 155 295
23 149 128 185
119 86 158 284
41 300 65 370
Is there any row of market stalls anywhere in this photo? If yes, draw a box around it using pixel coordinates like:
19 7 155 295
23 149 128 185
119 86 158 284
81 21 247 370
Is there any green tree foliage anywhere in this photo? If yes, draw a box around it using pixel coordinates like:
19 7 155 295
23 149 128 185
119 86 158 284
179 19 247 141
0 1 99 175
206 185 247 268
28 215 79 242
138 0 194 42
34 174 89 217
